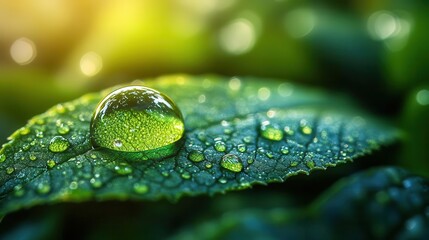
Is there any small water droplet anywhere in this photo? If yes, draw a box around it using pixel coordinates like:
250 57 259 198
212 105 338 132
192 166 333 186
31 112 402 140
90 86 185 155
69 181 78 190
247 157 254 164
22 144 30 151
36 130 44 138
29 154 37 161
265 151 274 159
301 126 313 135
260 121 283 141
6 167 14 174
48 136 70 153
205 163 213 169
46 160 56 168
188 150 205 162
90 178 103 188
290 161 298 167
306 160 315 169
237 144 246 153
14 184 25 197
280 146 289 154
284 126 294 136
161 171 170 177
57 124 70 135
218 178 228 184
214 141 226 152
114 163 133 175
221 154 243 172
243 136 252 143
133 182 149 194
36 183 51 194
181 172 191 179
0 154 6 163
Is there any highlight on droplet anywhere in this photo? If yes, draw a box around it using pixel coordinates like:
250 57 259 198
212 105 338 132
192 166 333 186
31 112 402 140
10 38 37 65
80 51 103 77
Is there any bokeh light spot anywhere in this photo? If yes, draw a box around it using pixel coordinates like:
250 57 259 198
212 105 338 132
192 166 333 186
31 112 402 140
284 8 316 38
219 18 256 55
80 52 103 77
416 89 429 106
10 38 37 65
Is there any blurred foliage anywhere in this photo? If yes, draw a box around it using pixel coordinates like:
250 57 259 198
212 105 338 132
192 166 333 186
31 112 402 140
0 0 428 239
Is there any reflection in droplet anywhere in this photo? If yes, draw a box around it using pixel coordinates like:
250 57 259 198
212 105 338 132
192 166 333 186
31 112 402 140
284 9 316 38
80 51 103 77
219 18 256 55
416 89 429 106
10 38 37 65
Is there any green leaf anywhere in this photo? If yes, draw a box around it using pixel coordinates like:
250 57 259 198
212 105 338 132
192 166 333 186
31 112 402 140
0 75 398 216
171 167 429 239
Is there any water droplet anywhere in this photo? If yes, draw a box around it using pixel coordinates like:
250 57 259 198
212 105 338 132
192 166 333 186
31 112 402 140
14 184 25 197
214 141 226 152
49 136 70 153
57 124 70 135
161 171 170 177
6 167 14 174
301 126 313 135
69 181 78 190
22 144 30 151
237 144 246 153
218 178 228 184
133 182 149 194
90 178 102 188
114 163 133 175
243 136 252 143
90 86 185 155
46 160 56 168
221 154 243 172
29 154 37 161
205 163 213 169
181 172 191 179
188 150 205 162
247 157 254 164
20 127 30 135
260 121 283 141
36 183 51 194
280 146 289 154
0 154 6 163
306 160 315 169
290 161 298 167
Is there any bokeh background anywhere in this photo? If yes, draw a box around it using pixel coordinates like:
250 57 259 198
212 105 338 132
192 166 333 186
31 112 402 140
1 0 429 238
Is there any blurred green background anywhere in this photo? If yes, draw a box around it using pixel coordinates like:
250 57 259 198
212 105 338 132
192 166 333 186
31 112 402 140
1 1 429 238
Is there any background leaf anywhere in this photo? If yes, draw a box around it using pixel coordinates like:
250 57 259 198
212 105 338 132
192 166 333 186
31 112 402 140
0 75 398 216
171 167 429 240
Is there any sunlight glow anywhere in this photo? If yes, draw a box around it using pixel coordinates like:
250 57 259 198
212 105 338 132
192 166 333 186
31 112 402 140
80 52 103 77
219 18 256 55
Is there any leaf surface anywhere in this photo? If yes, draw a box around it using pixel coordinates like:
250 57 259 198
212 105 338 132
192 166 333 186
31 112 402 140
0 75 398 215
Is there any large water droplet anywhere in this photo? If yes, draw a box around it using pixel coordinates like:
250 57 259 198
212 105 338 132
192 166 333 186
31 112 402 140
48 136 70 153
221 154 243 172
90 86 185 156
260 121 283 141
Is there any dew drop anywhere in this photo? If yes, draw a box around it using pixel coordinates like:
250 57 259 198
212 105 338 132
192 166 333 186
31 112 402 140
29 154 37 161
306 160 315 169
188 150 205 162
181 172 191 179
260 121 283 141
214 141 226 152
114 163 133 175
6 167 14 174
48 136 70 153
69 181 78 190
133 182 149 194
221 154 243 172
218 178 228 184
237 144 246 153
301 126 313 135
0 154 6 163
90 86 184 156
46 160 56 168
205 163 213 169
280 146 290 155
14 184 25 197
36 183 51 194
90 178 103 188
57 124 70 135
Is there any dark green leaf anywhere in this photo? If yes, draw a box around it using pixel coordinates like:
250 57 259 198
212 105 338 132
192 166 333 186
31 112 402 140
171 167 429 240
0 75 398 215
